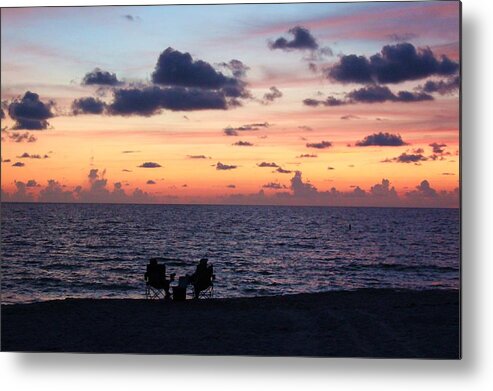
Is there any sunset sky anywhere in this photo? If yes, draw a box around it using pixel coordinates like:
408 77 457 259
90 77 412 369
0 1 460 207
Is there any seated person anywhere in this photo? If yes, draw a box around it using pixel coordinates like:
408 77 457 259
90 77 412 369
188 258 214 299
144 258 174 298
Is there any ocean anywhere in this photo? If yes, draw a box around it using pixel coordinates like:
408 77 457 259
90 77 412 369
0 203 460 304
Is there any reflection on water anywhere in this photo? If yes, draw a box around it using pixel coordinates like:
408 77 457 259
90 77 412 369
1 203 460 303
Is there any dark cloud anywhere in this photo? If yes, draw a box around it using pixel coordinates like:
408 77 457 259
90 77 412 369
82 68 121 86
394 152 428 163
122 150 140 154
72 97 106 115
303 96 345 107
327 43 459 84
26 179 39 187
269 26 319 51
257 162 279 168
12 162 25 167
347 85 433 103
151 48 245 96
355 132 408 147
224 127 238 136
306 141 332 149
223 122 270 136
187 155 210 159
263 182 286 190
8 132 37 143
442 172 455 176
1 158 11 163
108 86 230 115
216 162 237 170
276 167 292 174
226 184 236 188
429 142 447 154
218 59 250 78
297 154 318 158
146 180 156 185
327 166 335 170
421 76 460 95
262 86 283 104
8 91 55 130
138 162 162 168
1 107 4 119
233 141 254 147
17 152 47 159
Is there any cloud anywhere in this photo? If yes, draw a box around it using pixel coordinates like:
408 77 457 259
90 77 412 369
72 97 106 115
122 14 140 22
146 180 156 185
276 167 292 174
391 152 428 163
151 47 246 95
406 180 437 198
346 85 433 103
17 152 48 159
82 68 121 86
233 140 254 146
420 76 459 95
187 155 210 159
7 132 37 143
1 107 4 119
226 184 236 188
122 150 140 154
298 125 313 131
429 142 447 154
341 114 360 120
263 182 286 190
262 86 283 104
297 154 318 158
328 43 459 85
269 26 319 51
12 162 25 167
216 162 237 170
223 122 270 136
306 140 332 149
8 91 55 130
303 97 345 107
327 166 335 170
26 179 39 187
138 162 162 168
107 86 231 115
257 162 279 168
8 181 35 202
218 59 250 78
355 132 408 146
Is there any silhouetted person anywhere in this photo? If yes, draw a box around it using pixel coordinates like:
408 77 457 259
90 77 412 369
144 258 174 299
189 258 214 299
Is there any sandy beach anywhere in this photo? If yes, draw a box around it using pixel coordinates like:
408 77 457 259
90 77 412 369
1 289 460 358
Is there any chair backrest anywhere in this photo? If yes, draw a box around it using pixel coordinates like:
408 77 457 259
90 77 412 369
146 263 166 286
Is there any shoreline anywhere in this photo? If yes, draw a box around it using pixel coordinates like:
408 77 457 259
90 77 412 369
1 289 460 358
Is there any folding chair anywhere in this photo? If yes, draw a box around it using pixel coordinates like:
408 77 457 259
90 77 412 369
144 260 173 300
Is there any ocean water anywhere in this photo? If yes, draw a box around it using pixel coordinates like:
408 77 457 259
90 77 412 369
0 203 460 304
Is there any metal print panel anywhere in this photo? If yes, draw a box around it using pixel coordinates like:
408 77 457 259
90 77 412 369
0 1 461 358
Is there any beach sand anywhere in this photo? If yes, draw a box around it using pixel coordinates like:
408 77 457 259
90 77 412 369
1 289 460 358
